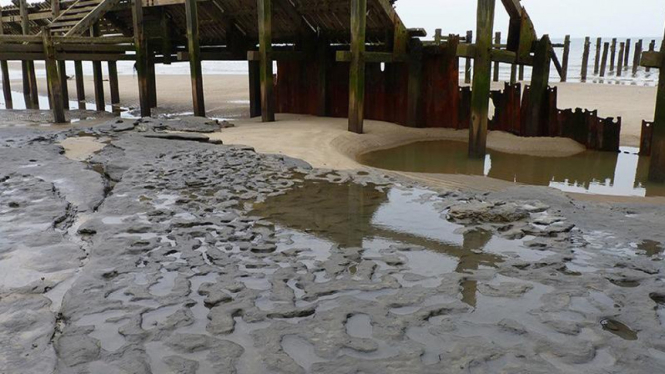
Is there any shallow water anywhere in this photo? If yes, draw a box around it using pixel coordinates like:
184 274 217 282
358 140 665 197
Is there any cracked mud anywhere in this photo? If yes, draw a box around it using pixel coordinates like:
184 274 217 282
1 117 665 373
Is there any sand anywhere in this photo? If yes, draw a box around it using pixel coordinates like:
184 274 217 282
59 136 107 161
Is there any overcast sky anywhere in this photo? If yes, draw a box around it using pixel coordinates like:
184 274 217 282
396 0 665 39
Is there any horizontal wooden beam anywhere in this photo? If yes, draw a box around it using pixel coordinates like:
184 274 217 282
456 43 529 65
641 51 662 68
335 50 407 63
247 50 306 61
178 51 245 61
0 52 134 61
1 11 52 23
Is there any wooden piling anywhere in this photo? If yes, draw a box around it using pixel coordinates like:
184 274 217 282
648 36 665 182
519 64 524 81
434 29 442 44
617 42 624 77
624 39 631 67
581 36 590 82
524 35 551 137
348 0 366 133
90 25 105 111
594 37 601 75
406 39 423 127
647 40 656 72
42 29 65 123
316 38 328 116
185 0 205 116
132 0 150 117
0 9 12 109
561 34 570 82
20 0 38 109
493 31 501 82
147 56 157 108
74 61 85 110
108 61 120 113
610 38 617 72
510 63 517 85
58 61 69 110
600 42 609 77
465 30 472 84
258 0 275 122
248 61 261 117
633 39 643 76
468 0 495 157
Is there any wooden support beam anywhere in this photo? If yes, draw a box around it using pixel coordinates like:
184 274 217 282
74 60 85 110
617 42 625 77
147 55 157 108
624 39 631 68
633 39 643 76
42 29 66 123
20 0 38 109
561 35 570 82
519 64 524 81
246 50 305 61
0 9 13 109
132 0 150 117
108 60 120 113
90 24 105 111
469 0 495 157
316 38 328 116
641 51 662 69
185 0 205 116
600 42 609 77
649 34 665 182
348 0 366 134
594 37 601 75
524 35 551 137
610 38 617 72
465 30 472 84
248 61 261 118
257 0 275 122
580 36 590 82
406 39 423 127
493 31 501 82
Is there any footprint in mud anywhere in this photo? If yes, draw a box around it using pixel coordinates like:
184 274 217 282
600 318 638 341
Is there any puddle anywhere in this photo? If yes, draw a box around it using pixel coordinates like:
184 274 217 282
149 271 178 296
281 335 327 371
59 137 107 162
75 310 127 352
358 141 665 197
600 318 638 340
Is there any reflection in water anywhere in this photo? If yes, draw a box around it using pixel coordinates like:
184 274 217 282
250 180 504 307
638 240 663 257
358 140 665 197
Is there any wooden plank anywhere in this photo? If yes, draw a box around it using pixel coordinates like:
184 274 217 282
649 34 665 182
90 24 105 111
66 0 123 36
108 60 120 112
257 0 275 122
469 0 495 157
53 36 134 44
524 35 551 137
560 35 570 82
348 0 367 134
42 29 66 123
580 36 590 82
641 51 662 68
0 9 13 110
0 35 42 43
74 60 85 110
133 0 150 117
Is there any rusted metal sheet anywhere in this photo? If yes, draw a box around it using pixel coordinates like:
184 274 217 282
489 82 521 134
420 36 459 128
458 86 472 130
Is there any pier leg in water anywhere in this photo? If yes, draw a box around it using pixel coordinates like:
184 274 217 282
469 0 495 157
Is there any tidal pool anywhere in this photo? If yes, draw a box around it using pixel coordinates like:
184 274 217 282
358 140 665 197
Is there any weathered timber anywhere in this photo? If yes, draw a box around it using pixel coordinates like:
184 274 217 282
524 35 551 137
434 29 442 44
493 31 500 82
647 40 656 73
649 34 665 182
57 61 69 110
257 0 275 122
510 63 517 85
185 0 205 116
560 35 570 82
581 36 590 82
610 38 617 72
74 60 85 110
147 54 157 108
617 42 625 77
624 39 631 68
594 37 601 75
42 29 66 123
633 39 643 76
465 30 472 84
20 0 38 109
316 38 328 116
132 0 150 117
469 0 495 157
518 64 524 81
90 24 105 111
108 61 120 113
600 42 609 77
0 9 12 109
406 39 423 127
348 0 366 133
248 61 261 117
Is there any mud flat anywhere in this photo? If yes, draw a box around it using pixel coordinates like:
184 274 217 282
1 115 665 373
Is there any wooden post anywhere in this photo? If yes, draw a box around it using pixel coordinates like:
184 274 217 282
0 9 12 109
74 61 85 110
510 63 517 85
465 30 473 84
594 37 601 75
581 36 590 82
132 0 150 117
561 34 570 82
248 61 261 117
316 38 328 116
42 29 65 123
52 0 67 110
610 38 617 72
348 0 366 133
600 42 609 77
649 35 665 182
434 29 442 44
108 61 120 113
258 0 275 122
406 39 423 127
147 55 157 108
185 0 205 116
633 39 643 76
519 64 524 81
20 0 38 109
493 31 501 82
524 35 551 137
617 42 624 77
624 39 631 68
647 40 656 73
468 0 495 157
90 25 105 111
